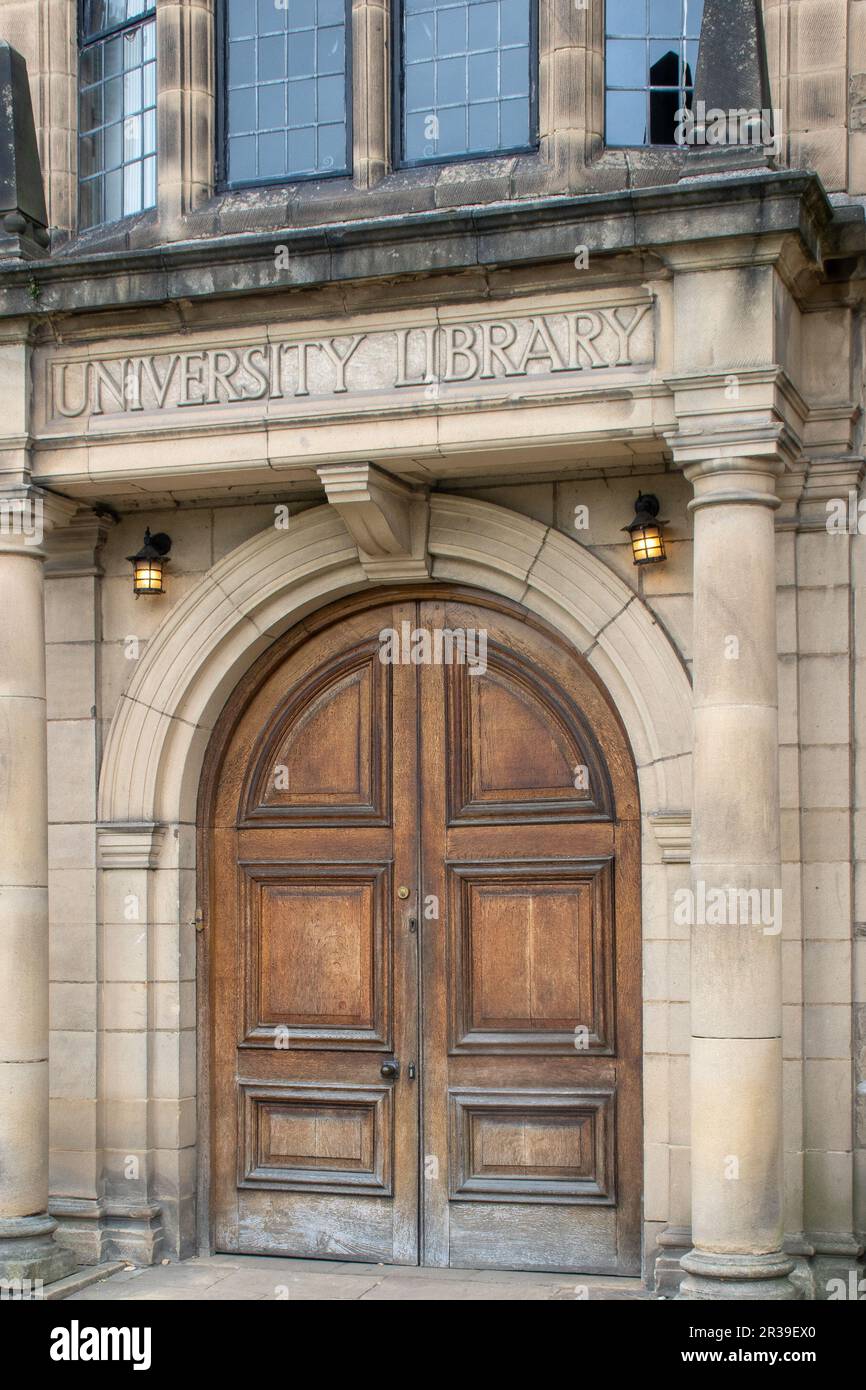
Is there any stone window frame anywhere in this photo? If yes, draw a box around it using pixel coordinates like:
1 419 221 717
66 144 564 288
59 2 691 265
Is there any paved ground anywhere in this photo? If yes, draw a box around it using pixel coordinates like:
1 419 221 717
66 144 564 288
61 1255 656 1302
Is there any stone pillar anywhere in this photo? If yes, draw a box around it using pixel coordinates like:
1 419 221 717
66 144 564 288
0 485 76 1284
679 453 798 1300
352 0 390 189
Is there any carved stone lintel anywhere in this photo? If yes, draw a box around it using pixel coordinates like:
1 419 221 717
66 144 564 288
317 462 430 581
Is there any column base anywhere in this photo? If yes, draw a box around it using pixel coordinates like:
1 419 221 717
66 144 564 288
653 1226 692 1295
0 1213 78 1286
678 1249 801 1301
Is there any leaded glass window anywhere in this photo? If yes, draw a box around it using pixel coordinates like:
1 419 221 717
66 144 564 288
79 0 157 229
223 0 350 185
400 0 535 164
605 0 704 147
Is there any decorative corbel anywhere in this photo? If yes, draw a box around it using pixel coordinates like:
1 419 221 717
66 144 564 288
316 462 430 581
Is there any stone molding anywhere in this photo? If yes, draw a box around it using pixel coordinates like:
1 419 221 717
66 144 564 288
96 822 166 870
44 507 117 577
96 496 693 828
648 814 692 863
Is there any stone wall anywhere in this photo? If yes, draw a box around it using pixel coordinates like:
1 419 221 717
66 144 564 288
41 467 864 1279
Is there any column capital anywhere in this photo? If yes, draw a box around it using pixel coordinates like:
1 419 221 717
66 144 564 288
683 456 784 513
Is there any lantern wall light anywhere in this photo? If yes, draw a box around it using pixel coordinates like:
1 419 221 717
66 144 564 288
127 528 172 596
623 494 667 566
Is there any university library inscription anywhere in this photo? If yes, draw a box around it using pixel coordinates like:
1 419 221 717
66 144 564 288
48 301 654 423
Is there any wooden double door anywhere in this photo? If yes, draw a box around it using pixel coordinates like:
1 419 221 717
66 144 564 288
205 591 641 1273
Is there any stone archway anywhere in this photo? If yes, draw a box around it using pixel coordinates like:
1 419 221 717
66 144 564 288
94 494 693 1265
98 494 692 827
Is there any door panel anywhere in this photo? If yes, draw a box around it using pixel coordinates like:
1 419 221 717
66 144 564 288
418 597 641 1274
210 600 420 1264
206 589 641 1273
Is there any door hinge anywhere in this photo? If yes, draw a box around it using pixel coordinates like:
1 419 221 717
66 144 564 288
194 907 205 932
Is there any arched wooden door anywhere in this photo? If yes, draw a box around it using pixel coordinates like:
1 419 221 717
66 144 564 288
202 589 642 1274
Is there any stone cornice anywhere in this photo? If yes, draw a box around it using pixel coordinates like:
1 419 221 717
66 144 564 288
0 171 852 322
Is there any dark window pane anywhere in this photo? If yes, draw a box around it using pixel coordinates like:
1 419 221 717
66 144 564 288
258 84 285 129
79 177 102 227
230 86 257 134
317 25 345 76
407 60 435 110
289 0 316 29
229 39 256 86
437 104 466 152
103 35 123 78
470 2 499 49
606 0 644 36
317 74 345 123
82 0 154 41
105 120 123 169
257 0 281 35
500 0 528 46
439 55 467 105
606 1 700 146
500 44 528 97
649 86 681 141
468 101 498 149
650 0 682 35
318 121 346 170
104 167 123 220
288 125 316 171
258 131 285 177
104 76 123 124
606 88 647 146
288 78 316 124
650 41 681 85
228 134 257 181
469 51 498 102
79 130 102 179
227 0 254 39
607 39 646 88
500 95 528 147
437 6 467 57
288 31 316 78
406 13 435 62
319 0 345 26
259 38 287 82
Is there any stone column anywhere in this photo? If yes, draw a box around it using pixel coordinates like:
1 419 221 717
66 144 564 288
679 453 798 1300
0 485 77 1284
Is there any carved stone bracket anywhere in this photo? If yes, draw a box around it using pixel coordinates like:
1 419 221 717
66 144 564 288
316 462 430 581
649 813 692 863
96 821 166 870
